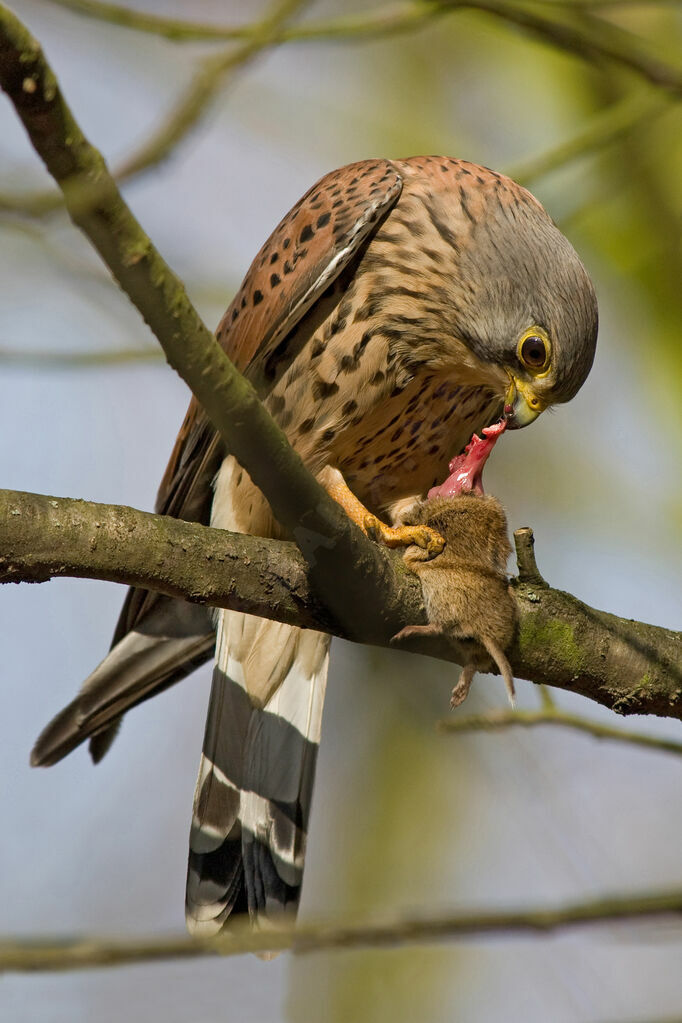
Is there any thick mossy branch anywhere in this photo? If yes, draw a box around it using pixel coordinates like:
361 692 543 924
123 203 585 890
0 489 339 634
2 489 681 722
0 4 398 642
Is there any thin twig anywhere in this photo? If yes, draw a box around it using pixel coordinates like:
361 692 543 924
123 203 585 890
115 0 309 182
1 888 681 971
0 345 163 367
451 0 682 96
532 0 682 7
6 0 682 219
538 684 556 710
41 0 682 45
438 707 682 756
41 0 447 43
507 91 671 187
0 0 309 216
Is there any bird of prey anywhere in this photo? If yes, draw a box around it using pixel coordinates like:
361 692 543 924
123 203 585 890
32 156 598 935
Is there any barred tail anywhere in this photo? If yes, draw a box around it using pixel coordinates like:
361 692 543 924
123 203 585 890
185 608 329 933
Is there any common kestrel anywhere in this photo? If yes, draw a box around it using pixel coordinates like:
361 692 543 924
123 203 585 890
32 157 598 934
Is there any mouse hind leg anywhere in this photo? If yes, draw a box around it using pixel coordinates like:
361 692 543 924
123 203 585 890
391 622 443 645
450 664 476 708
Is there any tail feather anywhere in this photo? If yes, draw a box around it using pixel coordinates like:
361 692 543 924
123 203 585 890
31 598 214 767
186 608 329 935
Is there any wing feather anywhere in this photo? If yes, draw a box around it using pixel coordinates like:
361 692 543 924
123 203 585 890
126 159 403 638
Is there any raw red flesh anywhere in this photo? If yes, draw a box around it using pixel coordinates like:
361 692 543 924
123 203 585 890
427 419 507 499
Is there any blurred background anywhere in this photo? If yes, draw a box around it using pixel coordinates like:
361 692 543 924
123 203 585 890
1 0 681 1019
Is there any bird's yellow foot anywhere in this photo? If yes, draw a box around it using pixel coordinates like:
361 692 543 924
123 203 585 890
364 516 445 556
318 466 445 557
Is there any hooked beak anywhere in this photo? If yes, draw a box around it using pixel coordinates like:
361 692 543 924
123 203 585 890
504 374 547 429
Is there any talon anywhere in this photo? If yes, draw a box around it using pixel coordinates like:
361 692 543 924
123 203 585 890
408 524 446 557
318 465 444 555
363 515 382 542
369 520 445 555
374 523 443 556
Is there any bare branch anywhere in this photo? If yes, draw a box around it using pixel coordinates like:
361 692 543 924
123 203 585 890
507 90 671 187
5 0 681 218
0 488 343 634
41 0 445 44
114 0 310 182
43 0 264 42
438 707 682 756
0 0 309 216
454 0 682 96
41 0 682 50
2 489 682 722
0 888 680 971
0 344 162 367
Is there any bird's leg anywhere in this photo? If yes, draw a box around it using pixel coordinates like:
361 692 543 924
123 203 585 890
318 466 445 556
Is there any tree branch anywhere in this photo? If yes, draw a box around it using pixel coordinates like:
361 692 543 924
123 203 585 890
506 90 671 188
5 0 681 218
0 343 162 367
438 707 682 756
0 4 403 645
2 488 681 722
0 887 680 971
2 8 681 722
0 0 309 216
114 0 310 182
0 488 344 635
42 0 447 44
453 0 682 96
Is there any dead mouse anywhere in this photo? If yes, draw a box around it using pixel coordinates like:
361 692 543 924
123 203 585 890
391 493 518 708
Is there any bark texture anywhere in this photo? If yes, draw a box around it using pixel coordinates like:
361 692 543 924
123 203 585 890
2 488 680 721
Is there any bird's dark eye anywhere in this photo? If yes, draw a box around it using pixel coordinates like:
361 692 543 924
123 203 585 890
519 334 548 370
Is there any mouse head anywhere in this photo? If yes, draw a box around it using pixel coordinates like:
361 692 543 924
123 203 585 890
403 494 513 573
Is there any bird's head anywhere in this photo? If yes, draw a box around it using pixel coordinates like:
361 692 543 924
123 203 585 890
423 164 599 429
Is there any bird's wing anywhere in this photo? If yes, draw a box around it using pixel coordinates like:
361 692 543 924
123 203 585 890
31 159 403 767
153 156 404 526
214 157 403 375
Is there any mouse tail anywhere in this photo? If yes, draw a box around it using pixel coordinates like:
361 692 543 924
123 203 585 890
481 638 516 708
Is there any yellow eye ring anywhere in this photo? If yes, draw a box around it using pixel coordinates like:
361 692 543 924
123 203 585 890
518 327 551 375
